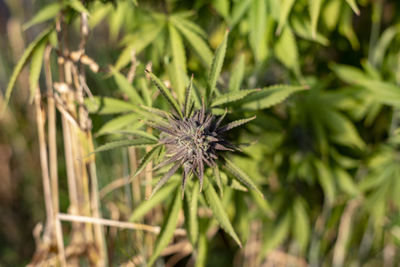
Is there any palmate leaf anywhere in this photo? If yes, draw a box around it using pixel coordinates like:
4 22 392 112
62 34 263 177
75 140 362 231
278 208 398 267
146 70 184 118
239 84 308 110
115 21 165 70
211 89 259 107
203 176 242 247
2 27 53 115
183 182 199 245
222 156 263 198
172 18 213 67
207 30 229 101
148 187 182 267
130 180 179 222
92 139 157 154
85 96 136 114
274 26 300 74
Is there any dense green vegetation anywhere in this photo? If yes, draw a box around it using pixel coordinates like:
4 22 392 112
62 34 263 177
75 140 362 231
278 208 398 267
1 0 400 266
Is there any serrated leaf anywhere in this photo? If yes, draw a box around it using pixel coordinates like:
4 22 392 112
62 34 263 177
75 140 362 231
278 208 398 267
23 3 62 30
148 187 182 266
203 176 242 247
2 27 53 115
207 30 228 100
173 19 213 67
309 0 323 39
183 182 199 245
184 75 194 117
222 156 263 198
228 54 245 92
111 67 143 105
133 145 161 178
345 0 360 15
96 113 139 136
29 40 46 103
85 96 135 114
93 139 157 154
211 89 259 107
111 129 158 141
146 70 183 118
276 0 296 35
240 84 308 110
168 23 187 103
130 180 179 222
218 116 256 132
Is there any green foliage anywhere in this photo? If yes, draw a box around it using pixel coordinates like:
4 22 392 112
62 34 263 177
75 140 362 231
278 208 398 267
4 0 400 266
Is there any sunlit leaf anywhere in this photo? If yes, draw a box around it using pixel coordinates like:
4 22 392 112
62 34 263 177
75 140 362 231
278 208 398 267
29 40 46 103
148 187 183 266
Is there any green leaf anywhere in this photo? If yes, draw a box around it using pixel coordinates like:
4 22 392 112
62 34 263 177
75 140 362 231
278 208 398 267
85 96 135 114
130 180 179 222
96 113 139 136
314 160 335 205
239 84 308 110
146 70 183 118
212 0 230 20
68 0 90 15
335 167 360 196
250 190 274 219
203 176 242 247
23 3 62 30
115 22 164 70
29 40 46 103
168 23 187 103
222 157 263 198
183 182 199 245
111 67 143 105
211 89 259 107
230 0 252 29
292 199 310 253
219 116 256 132
258 212 291 262
309 0 323 39
173 19 213 67
207 30 228 100
274 26 300 74
92 139 157 154
195 230 208 267
148 187 183 266
228 54 245 92
372 24 400 67
345 0 360 15
276 0 296 35
249 0 267 61
184 75 194 117
213 165 223 197
2 27 53 115
133 145 161 178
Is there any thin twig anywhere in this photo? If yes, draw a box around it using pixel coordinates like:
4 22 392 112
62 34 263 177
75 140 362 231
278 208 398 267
57 213 187 236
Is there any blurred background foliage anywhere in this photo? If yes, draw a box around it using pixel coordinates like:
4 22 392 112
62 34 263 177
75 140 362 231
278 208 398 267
1 0 400 266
